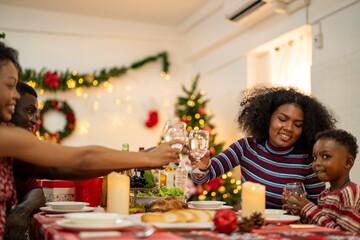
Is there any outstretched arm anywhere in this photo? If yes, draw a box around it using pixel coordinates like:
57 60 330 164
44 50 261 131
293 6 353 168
0 126 182 169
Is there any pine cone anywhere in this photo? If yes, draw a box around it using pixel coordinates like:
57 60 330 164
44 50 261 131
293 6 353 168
237 212 265 232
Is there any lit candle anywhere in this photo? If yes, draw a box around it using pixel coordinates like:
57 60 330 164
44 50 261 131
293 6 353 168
107 172 130 215
241 182 265 218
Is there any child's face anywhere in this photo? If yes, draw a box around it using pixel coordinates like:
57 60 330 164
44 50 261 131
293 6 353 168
0 61 20 122
268 103 304 148
312 138 349 183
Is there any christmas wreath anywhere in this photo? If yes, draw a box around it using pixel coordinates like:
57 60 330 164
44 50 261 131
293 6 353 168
38 100 75 143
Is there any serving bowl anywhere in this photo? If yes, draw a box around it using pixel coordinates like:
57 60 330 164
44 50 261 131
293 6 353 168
187 201 226 209
45 201 89 211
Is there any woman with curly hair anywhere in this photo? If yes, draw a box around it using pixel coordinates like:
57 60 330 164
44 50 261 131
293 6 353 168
191 86 337 208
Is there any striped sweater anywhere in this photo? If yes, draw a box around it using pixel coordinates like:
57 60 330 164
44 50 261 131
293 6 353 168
301 182 360 233
191 137 325 208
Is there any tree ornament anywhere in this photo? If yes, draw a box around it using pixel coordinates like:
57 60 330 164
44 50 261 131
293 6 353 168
198 107 206 114
44 71 60 89
214 209 238 234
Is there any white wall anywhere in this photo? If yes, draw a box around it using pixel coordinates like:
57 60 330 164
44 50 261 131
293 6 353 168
180 0 360 183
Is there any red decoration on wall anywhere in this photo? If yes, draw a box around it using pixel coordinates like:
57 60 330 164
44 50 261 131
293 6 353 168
214 209 238 234
44 71 61 89
145 110 158 128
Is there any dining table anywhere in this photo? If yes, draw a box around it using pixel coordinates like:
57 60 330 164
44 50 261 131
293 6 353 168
32 211 360 240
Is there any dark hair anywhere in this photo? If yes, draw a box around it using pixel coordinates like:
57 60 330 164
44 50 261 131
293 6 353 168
238 86 337 153
16 81 38 98
0 42 20 69
315 129 358 159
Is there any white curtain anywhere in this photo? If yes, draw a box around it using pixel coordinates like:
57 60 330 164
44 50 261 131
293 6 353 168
270 33 311 93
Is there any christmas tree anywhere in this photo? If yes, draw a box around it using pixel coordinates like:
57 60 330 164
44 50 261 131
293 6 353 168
175 75 241 206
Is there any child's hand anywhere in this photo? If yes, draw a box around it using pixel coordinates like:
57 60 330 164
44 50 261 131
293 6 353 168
283 192 310 215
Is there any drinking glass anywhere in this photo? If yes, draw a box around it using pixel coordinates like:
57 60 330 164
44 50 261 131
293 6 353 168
163 120 186 169
284 182 305 207
189 130 209 174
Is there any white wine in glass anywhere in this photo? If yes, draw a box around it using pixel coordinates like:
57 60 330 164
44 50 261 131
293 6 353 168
163 120 186 169
189 130 209 175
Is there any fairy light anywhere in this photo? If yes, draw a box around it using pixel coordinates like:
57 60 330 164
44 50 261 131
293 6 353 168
230 179 235 184
72 71 78 76
227 172 233 177
222 194 228 199
197 99 203 104
199 195 206 200
38 101 44 110
187 126 192 131
211 192 216 197
218 186 226 193
108 77 114 82
194 126 199 130
195 113 200 119
236 180 241 185
222 174 228 179
206 110 212 115
103 81 109 88
187 100 195 107
93 80 98 86
106 83 114 93
202 190 208 195
233 189 239 194
82 93 88 99
93 102 99 112
187 116 192 121
26 81 36 88
237 185 241 190
67 79 76 89
190 95 195 100
79 121 90 135
75 87 83 97
160 71 166 77
78 78 84 84
199 119 205 125
30 72 35 78
40 89 44 95
200 90 206 96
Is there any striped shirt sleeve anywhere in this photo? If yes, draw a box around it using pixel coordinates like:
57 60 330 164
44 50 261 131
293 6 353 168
301 184 360 233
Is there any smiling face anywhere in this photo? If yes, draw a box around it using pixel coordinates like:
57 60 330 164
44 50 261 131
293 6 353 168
11 92 39 132
268 103 304 148
0 61 20 122
312 138 352 189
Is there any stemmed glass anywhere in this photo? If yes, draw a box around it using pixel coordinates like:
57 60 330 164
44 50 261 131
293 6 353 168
163 120 186 169
189 130 209 174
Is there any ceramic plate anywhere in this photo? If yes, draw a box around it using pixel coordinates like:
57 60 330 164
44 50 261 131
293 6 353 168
55 219 133 231
65 212 121 225
151 222 213 230
45 201 89 210
187 201 226 209
40 206 94 214
266 214 300 224
188 205 233 210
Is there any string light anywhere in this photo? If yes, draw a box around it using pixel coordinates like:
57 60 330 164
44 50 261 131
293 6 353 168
92 80 98 86
106 83 114 93
67 79 76 89
72 71 77 76
222 174 228 179
160 71 166 77
75 87 83 97
199 195 206 200
165 74 171 80
230 179 235 184
190 95 195 100
194 126 199 130
211 192 216 197
187 126 192 131
26 81 36 88
199 119 204 125
233 189 239 194
187 100 195 107
187 116 192 121
197 99 203 104
78 78 84 84
79 121 90 135
200 90 206 95
218 186 226 193
82 93 88 99
227 172 233 177
195 113 200 119
236 180 241 185
40 89 44 95
222 194 228 199
202 190 208 195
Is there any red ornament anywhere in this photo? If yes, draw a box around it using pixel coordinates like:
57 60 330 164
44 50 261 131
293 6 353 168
44 71 61 89
198 108 206 115
68 123 74 130
181 116 187 123
204 178 226 192
210 147 216 155
66 112 75 123
196 185 203 195
202 126 211 133
54 105 59 110
145 110 158 128
214 209 238 234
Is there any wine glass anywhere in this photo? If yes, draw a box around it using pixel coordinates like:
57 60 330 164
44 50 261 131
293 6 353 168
163 120 186 169
284 182 305 207
189 130 209 174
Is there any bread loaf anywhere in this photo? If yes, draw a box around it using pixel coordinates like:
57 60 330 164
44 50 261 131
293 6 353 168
141 209 215 223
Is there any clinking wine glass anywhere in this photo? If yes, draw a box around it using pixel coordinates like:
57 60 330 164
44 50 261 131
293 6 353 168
284 182 305 208
163 120 186 169
189 130 209 175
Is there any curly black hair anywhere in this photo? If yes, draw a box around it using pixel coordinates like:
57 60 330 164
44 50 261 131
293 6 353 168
237 86 337 154
315 129 358 159
0 42 20 69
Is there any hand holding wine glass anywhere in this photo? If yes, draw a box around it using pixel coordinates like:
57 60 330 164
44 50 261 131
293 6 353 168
189 130 209 174
163 120 186 169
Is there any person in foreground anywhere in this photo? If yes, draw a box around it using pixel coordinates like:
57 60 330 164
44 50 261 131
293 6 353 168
284 129 360 233
0 42 182 238
191 86 337 208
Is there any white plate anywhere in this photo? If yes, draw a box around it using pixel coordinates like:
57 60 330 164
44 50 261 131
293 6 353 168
187 201 226 209
55 219 133 231
46 201 89 210
188 205 233 210
152 222 213 230
40 206 94 214
266 214 300 224
237 209 286 218
65 212 121 225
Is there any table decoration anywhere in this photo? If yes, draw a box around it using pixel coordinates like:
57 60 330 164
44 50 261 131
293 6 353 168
107 172 130 215
241 182 265 218
238 212 265 232
213 209 237 234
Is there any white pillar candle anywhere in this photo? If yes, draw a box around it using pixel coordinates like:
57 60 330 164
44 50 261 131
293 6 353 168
241 182 265 218
107 172 130 215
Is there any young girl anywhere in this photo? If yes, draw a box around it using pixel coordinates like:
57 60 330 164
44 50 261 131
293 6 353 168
0 42 182 237
191 87 337 208
285 129 360 233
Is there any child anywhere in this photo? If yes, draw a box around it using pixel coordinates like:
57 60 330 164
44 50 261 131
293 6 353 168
285 129 360 233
